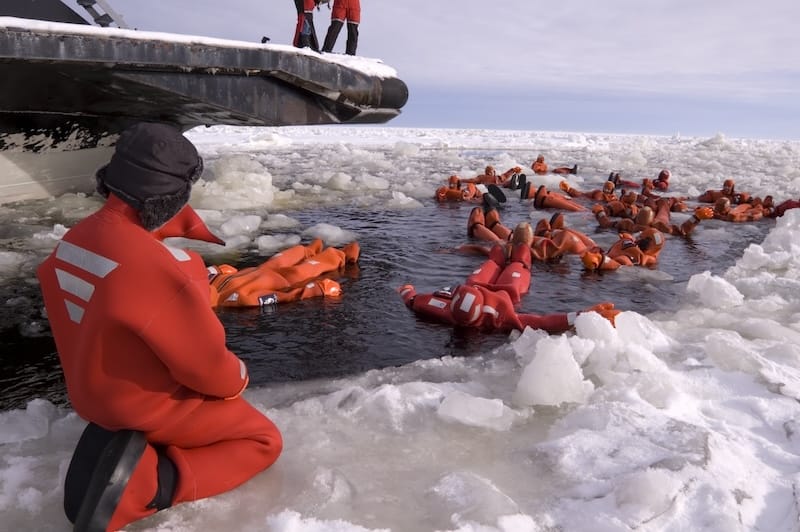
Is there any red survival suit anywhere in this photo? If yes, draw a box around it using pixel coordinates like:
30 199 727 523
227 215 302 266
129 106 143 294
37 196 282 530
399 243 575 333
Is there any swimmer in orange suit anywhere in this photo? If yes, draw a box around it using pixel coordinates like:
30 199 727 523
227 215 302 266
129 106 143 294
531 155 578 176
436 174 505 203
154 210 354 307
698 178 749 204
207 240 358 307
581 228 666 271
559 179 619 203
652 169 671 191
711 197 764 222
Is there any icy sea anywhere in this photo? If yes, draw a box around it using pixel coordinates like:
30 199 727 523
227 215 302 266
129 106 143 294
2 125 800 532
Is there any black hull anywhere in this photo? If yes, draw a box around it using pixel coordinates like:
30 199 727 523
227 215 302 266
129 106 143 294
0 15 408 202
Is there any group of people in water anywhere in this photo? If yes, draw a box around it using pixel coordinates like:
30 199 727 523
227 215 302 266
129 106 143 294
417 153 800 329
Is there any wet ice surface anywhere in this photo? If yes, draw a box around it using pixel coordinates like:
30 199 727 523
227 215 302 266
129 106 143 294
2 126 800 531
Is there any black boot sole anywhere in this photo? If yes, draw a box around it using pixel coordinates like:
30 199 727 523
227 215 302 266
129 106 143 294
73 429 147 532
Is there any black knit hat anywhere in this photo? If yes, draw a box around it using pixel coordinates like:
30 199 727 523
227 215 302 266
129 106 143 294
97 122 202 206
96 122 203 230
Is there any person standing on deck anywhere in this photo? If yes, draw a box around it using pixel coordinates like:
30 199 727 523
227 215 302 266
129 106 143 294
294 0 321 51
321 0 361 55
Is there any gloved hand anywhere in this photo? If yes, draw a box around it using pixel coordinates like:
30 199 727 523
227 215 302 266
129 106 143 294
694 206 714 220
397 284 414 294
513 166 522 174
581 250 603 270
559 180 571 192
316 279 342 297
583 302 620 326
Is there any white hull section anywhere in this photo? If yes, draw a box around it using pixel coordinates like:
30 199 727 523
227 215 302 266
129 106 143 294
0 146 113 204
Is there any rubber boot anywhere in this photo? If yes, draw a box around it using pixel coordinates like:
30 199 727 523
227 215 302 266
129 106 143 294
65 423 176 532
345 22 359 55
520 181 533 200
322 19 343 52
482 190 501 213
549 212 565 230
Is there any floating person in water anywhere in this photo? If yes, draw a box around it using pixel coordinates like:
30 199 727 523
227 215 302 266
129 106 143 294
580 228 666 271
207 239 358 307
531 154 578 176
36 123 283 531
460 165 524 188
652 169 671 190
400 234 620 333
559 179 619 203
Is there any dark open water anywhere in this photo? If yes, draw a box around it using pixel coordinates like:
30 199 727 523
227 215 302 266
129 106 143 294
0 197 773 411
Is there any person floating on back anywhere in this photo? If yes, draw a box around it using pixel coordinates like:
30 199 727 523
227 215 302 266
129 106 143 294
322 0 361 55
530 154 578 176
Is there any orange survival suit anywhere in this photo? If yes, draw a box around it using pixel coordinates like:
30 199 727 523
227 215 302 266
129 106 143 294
37 196 282 530
208 240 357 307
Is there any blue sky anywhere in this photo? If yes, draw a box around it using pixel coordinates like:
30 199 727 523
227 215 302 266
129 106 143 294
61 0 800 140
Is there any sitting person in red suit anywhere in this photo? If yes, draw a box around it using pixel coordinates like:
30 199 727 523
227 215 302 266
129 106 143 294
36 123 283 532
